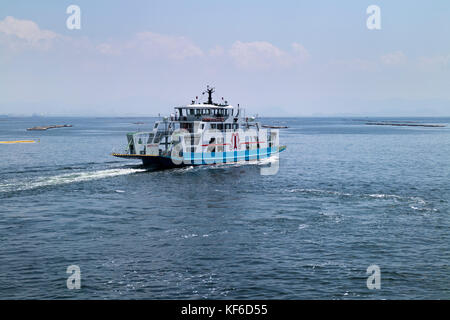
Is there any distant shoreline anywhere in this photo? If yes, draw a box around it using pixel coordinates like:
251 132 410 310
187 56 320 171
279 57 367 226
365 122 446 128
1 115 450 119
26 124 73 131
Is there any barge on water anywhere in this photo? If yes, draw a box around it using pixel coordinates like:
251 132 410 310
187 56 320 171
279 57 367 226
113 86 286 168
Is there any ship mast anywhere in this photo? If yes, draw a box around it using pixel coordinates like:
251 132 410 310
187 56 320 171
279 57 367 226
203 85 215 105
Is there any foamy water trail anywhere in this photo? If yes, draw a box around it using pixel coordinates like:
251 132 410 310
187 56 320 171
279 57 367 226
0 168 146 193
167 156 279 173
286 188 436 213
287 188 352 197
172 166 194 173
207 155 279 169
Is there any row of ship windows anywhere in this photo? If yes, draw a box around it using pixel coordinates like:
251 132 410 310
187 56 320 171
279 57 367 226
179 123 239 131
210 123 239 130
138 134 274 149
186 109 230 116
155 123 239 131
144 123 241 143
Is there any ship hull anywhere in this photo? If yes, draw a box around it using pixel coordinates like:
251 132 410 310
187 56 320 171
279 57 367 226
112 154 184 168
113 146 286 168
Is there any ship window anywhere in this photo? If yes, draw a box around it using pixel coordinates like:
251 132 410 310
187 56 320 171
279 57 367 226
201 124 205 129
208 138 216 153
190 109 195 115
225 124 231 130
154 123 158 129
217 124 223 131
154 132 162 143
211 124 216 129
232 124 239 130
182 122 193 133
147 133 155 143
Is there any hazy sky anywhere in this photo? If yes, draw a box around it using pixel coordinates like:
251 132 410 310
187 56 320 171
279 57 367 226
1 0 450 116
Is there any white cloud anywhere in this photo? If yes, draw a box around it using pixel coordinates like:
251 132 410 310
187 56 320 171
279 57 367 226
133 32 203 59
96 42 121 56
229 41 288 70
208 45 225 57
97 32 204 60
0 16 58 50
229 41 310 70
0 16 314 71
291 42 310 62
381 51 407 65
0 16 310 70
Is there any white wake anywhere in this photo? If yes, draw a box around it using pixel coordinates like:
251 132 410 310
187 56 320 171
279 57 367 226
0 168 146 193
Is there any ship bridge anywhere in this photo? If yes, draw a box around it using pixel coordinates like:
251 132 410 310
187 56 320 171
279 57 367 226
173 86 236 122
175 104 234 122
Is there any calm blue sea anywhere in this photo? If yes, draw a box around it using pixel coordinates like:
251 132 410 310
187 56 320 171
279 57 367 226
0 116 449 299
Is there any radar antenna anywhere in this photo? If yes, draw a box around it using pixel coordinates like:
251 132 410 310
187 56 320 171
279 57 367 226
202 85 215 104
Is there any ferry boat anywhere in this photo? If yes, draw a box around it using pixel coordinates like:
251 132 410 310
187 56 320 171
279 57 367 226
112 86 286 168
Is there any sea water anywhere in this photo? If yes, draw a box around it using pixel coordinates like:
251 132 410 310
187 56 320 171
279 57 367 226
0 116 449 299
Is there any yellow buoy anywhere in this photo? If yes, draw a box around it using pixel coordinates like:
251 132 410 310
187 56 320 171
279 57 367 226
0 140 37 144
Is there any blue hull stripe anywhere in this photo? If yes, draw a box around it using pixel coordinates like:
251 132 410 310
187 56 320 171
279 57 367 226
183 147 277 163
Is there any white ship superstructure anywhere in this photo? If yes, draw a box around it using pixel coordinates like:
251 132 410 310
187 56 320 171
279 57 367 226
113 86 286 167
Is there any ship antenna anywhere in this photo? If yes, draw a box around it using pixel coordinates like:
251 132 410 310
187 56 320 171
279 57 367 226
205 85 215 104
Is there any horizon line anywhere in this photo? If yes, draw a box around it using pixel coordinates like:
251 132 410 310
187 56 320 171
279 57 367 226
1 114 450 118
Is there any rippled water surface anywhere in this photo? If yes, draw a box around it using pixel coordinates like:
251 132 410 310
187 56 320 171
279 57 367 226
0 116 449 299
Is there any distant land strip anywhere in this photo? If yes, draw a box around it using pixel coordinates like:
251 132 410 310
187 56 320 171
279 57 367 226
262 125 289 129
365 122 446 128
352 119 420 123
26 124 73 131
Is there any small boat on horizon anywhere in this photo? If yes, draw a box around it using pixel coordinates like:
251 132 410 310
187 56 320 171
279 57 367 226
112 86 286 168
